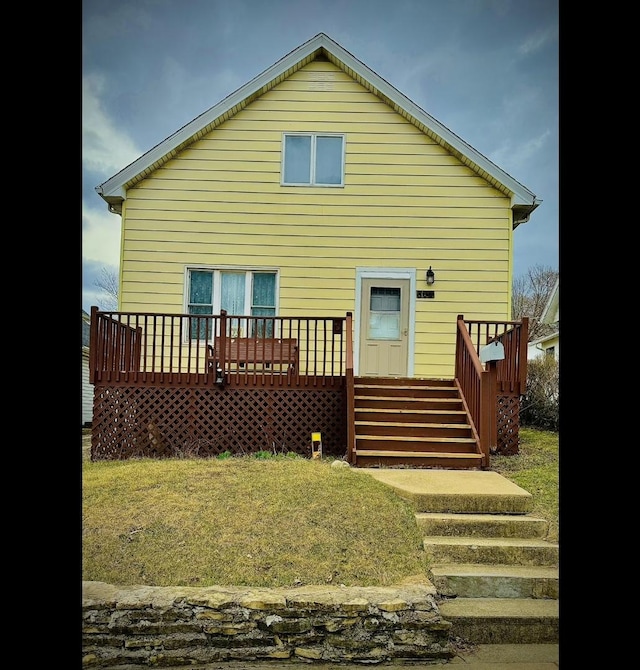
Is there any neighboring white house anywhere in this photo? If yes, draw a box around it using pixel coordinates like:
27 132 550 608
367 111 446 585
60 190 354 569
82 309 93 426
527 277 559 361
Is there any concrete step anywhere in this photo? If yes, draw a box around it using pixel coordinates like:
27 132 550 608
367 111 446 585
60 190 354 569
423 536 559 566
359 468 559 647
360 469 533 514
438 597 559 644
448 643 560 667
429 563 559 598
415 512 550 538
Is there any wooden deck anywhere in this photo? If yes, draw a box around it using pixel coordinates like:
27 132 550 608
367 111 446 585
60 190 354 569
89 308 528 466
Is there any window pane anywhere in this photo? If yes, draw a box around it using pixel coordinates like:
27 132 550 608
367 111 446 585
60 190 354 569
188 271 213 340
252 274 276 337
252 273 276 307
190 271 213 304
315 136 343 184
251 308 275 337
189 305 212 340
284 135 311 183
221 272 246 314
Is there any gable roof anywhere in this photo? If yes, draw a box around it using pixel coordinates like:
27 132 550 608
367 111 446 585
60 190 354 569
540 277 559 324
96 32 540 225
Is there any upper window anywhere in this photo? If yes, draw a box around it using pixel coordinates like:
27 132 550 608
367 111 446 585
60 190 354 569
187 269 277 339
282 133 345 186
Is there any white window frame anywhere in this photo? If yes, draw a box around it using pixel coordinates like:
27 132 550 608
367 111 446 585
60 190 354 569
184 266 279 341
281 132 345 187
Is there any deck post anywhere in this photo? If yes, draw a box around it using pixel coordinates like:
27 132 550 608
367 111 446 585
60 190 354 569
213 310 228 386
484 360 499 461
479 366 494 468
345 312 355 465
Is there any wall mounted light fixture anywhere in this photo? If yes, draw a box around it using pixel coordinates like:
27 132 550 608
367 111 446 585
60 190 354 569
426 266 435 285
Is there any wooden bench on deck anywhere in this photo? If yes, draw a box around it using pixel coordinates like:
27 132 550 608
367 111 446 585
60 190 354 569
208 336 299 374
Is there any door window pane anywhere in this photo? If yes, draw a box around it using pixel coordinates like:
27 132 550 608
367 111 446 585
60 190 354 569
368 287 401 340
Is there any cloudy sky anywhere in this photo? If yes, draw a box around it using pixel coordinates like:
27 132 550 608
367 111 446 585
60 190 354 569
82 0 559 313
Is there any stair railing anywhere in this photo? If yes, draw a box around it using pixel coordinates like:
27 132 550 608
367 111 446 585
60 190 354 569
455 315 529 463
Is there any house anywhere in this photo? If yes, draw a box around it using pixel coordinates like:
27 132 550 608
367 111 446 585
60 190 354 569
91 33 539 466
81 309 93 427
527 277 559 361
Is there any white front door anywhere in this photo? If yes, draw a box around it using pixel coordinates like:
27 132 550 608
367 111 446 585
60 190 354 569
359 278 410 377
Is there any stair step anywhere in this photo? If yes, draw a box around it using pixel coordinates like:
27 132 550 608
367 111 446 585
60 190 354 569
356 435 476 444
360 469 533 514
437 597 559 644
354 450 482 461
355 421 471 429
429 564 559 598
355 408 467 416
415 512 550 538
423 536 559 566
354 452 484 470
355 395 461 404
355 409 469 424
356 439 478 455
356 377 455 386
355 422 473 439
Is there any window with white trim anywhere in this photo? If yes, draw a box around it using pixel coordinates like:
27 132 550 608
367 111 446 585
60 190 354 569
282 133 345 186
187 269 277 339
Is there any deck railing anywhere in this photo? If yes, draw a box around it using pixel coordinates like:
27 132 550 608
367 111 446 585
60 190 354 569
89 307 349 387
455 315 529 460
89 307 527 461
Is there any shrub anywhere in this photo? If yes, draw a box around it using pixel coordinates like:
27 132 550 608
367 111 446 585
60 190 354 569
520 356 559 431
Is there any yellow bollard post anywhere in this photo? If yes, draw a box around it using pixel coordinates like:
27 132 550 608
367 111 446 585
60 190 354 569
311 432 323 460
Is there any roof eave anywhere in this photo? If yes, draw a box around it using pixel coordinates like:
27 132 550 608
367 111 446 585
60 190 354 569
529 330 559 347
540 277 560 323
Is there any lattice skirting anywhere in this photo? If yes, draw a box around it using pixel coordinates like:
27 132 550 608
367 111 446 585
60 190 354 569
496 393 521 456
92 385 347 461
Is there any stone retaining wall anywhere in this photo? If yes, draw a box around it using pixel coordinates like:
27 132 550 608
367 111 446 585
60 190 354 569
82 579 453 667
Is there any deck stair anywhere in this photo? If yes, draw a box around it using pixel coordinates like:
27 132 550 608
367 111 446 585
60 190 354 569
353 377 483 469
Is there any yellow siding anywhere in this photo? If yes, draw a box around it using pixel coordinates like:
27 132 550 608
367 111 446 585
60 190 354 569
119 59 514 377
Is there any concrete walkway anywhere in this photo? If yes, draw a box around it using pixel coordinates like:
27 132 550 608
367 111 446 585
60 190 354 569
153 644 559 668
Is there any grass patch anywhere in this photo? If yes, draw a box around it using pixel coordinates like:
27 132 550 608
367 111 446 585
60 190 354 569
82 455 427 588
82 427 558 587
490 427 559 542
